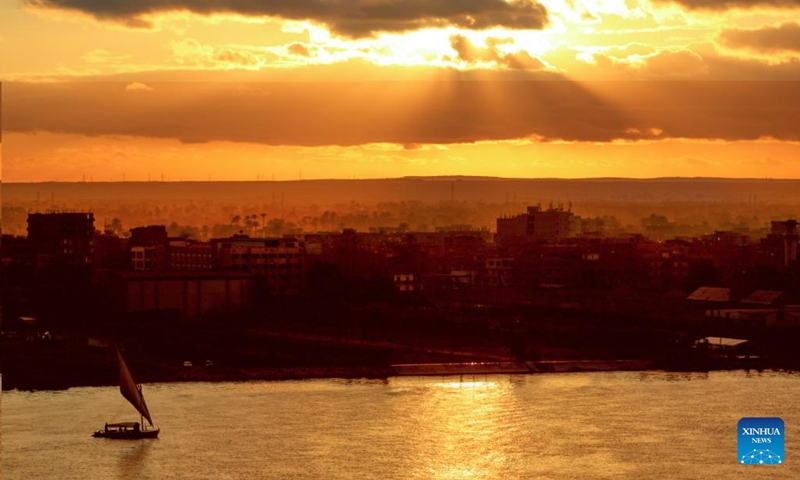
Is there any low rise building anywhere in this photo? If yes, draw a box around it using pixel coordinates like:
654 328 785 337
168 240 214 271
110 270 253 319
214 235 304 295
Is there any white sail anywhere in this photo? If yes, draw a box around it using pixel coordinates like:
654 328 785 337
116 347 154 426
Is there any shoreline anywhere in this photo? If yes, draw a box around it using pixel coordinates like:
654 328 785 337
4 360 788 392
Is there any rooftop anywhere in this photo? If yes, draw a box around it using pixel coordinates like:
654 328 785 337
700 337 748 347
741 290 784 306
687 287 731 302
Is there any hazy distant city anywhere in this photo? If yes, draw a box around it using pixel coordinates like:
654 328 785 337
3 177 799 391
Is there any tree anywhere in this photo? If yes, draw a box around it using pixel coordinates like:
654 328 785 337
260 213 267 236
244 214 260 236
109 217 123 236
167 222 182 237
266 218 286 236
212 223 241 238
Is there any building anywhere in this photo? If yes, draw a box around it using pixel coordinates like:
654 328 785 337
129 225 168 248
393 273 417 293
213 235 304 295
687 287 732 314
27 212 94 267
129 225 168 270
760 220 798 267
131 246 159 271
168 240 214 271
515 245 583 288
484 257 515 287
110 270 253 319
92 231 129 270
496 205 575 245
0 234 32 265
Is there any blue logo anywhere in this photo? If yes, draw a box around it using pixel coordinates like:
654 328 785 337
738 417 784 465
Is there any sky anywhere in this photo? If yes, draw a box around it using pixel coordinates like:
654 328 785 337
1 0 800 181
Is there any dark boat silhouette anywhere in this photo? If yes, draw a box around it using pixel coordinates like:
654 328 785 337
93 347 160 439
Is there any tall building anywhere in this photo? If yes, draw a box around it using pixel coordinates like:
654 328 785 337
27 212 95 267
496 205 575 245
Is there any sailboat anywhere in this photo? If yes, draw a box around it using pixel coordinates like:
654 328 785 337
93 347 160 439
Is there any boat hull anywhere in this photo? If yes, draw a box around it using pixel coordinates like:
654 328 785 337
93 428 160 439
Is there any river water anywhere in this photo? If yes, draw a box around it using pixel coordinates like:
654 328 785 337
3 370 799 479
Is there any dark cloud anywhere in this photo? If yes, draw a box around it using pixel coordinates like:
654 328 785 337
4 81 799 146
720 22 800 52
653 0 800 10
25 0 549 37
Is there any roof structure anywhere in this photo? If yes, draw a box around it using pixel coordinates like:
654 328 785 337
116 270 254 280
741 290 784 306
687 287 731 302
701 337 748 347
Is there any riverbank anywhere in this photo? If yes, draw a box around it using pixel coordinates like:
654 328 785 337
1 336 396 391
5 302 797 391
1 338 779 392
0 361 665 391
0 335 664 391
1 346 652 391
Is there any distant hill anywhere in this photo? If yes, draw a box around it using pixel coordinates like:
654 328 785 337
4 177 800 205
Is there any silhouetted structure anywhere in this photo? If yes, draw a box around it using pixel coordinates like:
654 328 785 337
27 212 94 267
93 231 129 270
110 270 253 319
761 220 799 267
130 225 169 270
129 225 168 248
496 205 575 245
168 239 214 271
213 235 304 295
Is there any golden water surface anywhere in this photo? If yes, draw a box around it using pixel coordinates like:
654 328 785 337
3 371 799 479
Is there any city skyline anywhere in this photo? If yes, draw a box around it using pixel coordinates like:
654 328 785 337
2 1 800 181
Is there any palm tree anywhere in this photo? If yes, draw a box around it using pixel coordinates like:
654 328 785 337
260 213 267 237
244 214 260 236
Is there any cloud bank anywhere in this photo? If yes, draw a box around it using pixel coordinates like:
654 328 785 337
4 81 800 146
25 0 549 37
655 0 800 10
720 22 800 52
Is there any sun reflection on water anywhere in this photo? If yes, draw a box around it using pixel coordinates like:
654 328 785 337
395 375 521 479
437 381 499 390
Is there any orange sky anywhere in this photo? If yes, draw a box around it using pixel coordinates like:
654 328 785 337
2 0 800 181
